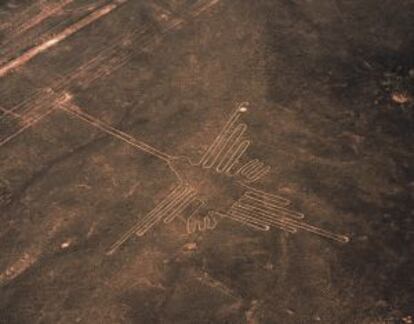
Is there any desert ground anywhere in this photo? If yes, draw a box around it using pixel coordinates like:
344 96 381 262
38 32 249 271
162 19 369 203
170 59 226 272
0 0 413 323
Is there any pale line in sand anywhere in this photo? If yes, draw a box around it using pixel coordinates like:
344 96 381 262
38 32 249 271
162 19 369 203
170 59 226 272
239 195 305 220
226 196 349 243
0 0 44 32
0 0 222 121
1 97 350 245
0 106 22 119
0 0 96 67
13 0 74 37
58 99 172 162
200 104 245 168
0 0 129 78
53 100 349 252
106 184 197 255
199 102 270 182
0 106 55 147
0 0 221 78
0 1 224 149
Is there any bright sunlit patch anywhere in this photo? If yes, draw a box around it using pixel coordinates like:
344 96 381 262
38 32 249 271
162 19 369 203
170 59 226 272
61 239 72 249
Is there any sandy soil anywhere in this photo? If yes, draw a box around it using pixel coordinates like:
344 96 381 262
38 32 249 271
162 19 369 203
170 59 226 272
0 0 413 323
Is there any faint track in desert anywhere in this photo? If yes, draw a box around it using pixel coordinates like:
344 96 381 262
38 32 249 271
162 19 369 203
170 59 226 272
0 0 224 148
0 0 109 67
0 0 129 78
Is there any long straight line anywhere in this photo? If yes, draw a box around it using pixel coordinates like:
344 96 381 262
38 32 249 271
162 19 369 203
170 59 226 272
200 108 241 166
106 184 186 255
13 0 75 37
0 106 22 119
0 0 128 78
0 106 55 147
58 99 173 162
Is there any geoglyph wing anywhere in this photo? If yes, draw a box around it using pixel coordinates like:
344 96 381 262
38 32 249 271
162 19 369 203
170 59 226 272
198 102 271 183
106 183 199 255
